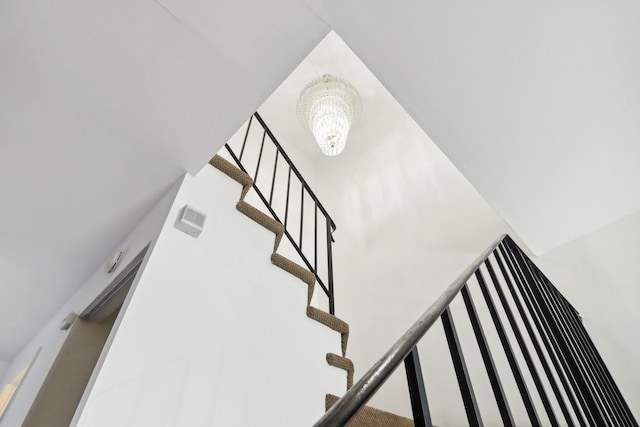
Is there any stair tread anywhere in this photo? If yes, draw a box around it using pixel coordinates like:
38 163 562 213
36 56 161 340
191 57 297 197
325 394 414 427
326 353 354 390
236 201 284 237
307 306 349 356
271 253 315 286
209 155 253 187
326 353 354 371
214 150 354 394
306 307 349 334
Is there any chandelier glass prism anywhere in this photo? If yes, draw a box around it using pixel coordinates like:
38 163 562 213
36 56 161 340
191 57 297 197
297 74 361 156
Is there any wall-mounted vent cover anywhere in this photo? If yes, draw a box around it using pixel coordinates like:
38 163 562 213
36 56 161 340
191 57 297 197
175 205 206 238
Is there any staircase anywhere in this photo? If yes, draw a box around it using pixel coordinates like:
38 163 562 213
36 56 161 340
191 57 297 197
209 154 413 426
209 113 636 426
316 235 638 427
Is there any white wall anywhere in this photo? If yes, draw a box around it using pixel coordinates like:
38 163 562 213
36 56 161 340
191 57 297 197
0 178 183 427
257 32 539 425
74 165 344 427
0 0 333 366
217 116 324 292
534 211 640 418
317 97 517 425
218 117 336 314
252 31 640 425
0 362 7 386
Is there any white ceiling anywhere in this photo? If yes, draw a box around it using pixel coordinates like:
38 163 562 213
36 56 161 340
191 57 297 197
258 32 513 254
310 1 640 254
257 32 640 418
1 0 639 367
0 0 329 362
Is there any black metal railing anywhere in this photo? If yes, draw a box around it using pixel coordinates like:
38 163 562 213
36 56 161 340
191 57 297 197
314 235 637 426
223 113 337 314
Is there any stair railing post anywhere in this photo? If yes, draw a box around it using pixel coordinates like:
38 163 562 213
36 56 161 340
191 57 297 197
404 346 432 427
326 218 335 315
441 307 484 427
502 241 606 426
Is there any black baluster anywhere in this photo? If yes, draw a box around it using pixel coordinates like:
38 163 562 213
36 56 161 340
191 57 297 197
563 298 639 426
524 262 616 425
269 150 279 206
558 297 624 424
441 307 483 427
507 241 610 426
299 186 304 249
239 115 253 162
284 166 292 228
529 266 635 426
485 257 572 427
326 218 335 315
404 346 432 427
496 245 588 426
314 203 318 273
461 282 516 427
254 130 266 182
502 243 605 426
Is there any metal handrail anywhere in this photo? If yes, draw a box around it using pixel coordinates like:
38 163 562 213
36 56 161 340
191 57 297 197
223 112 337 314
315 233 637 426
313 234 507 427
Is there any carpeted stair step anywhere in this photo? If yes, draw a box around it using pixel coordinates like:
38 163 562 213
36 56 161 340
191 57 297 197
270 253 315 286
326 353 354 390
325 394 414 427
236 201 284 251
211 148 357 404
209 155 253 199
306 307 349 334
271 253 315 304
307 306 349 356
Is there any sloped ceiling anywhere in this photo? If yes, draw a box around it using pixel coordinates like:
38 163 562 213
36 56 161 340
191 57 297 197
1 0 639 375
0 0 330 361
311 1 640 254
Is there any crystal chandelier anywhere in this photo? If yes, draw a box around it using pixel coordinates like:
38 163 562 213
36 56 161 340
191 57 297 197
297 74 361 156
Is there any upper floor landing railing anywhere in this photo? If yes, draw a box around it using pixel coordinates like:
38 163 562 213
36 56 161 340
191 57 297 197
315 235 637 427
223 113 337 314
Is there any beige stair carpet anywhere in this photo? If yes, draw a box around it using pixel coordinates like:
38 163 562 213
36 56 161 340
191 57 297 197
211 154 415 425
209 155 354 390
325 394 414 427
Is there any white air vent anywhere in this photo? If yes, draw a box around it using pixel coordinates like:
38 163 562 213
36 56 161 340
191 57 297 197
175 205 206 238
